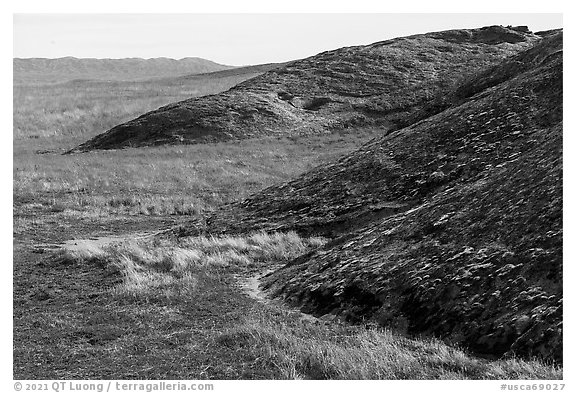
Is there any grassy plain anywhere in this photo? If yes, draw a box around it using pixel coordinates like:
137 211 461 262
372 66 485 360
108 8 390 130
13 71 261 139
13 75 561 379
14 130 380 221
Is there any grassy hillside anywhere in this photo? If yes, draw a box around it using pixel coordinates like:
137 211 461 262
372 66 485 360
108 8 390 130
183 32 563 363
71 25 539 152
202 32 563 238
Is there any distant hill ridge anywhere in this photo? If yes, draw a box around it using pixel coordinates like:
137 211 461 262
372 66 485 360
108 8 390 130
70 25 542 152
13 56 234 84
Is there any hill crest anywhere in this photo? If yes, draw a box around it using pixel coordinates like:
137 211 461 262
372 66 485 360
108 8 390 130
71 25 540 152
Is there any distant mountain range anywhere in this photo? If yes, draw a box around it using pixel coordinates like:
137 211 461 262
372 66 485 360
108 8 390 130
13 56 235 84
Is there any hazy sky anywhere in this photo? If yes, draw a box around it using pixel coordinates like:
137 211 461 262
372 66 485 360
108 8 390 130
13 13 562 65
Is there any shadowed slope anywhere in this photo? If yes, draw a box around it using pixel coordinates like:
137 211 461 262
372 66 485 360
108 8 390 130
72 26 538 152
263 121 562 362
202 32 562 238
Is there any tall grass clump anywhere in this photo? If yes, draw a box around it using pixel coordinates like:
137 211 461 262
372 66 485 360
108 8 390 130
57 232 327 300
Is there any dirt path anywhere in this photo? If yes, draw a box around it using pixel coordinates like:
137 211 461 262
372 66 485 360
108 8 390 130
235 268 321 324
33 230 166 253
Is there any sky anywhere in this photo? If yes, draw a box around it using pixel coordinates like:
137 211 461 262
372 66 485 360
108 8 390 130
13 13 563 66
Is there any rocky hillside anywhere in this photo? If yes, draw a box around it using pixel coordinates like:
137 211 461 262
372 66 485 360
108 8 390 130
71 25 539 152
187 31 563 362
264 120 561 362
13 56 233 84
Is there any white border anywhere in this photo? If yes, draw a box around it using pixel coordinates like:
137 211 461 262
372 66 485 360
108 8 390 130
4 1 571 390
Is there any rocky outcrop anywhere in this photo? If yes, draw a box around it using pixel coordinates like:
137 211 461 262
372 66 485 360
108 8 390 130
193 31 563 363
71 25 539 152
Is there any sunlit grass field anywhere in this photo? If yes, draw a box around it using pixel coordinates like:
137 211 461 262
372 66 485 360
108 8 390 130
14 131 381 220
13 71 263 139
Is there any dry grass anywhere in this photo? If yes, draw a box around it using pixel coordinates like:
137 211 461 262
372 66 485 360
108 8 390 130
55 230 561 380
14 131 380 220
218 307 562 380
13 75 258 139
58 231 327 300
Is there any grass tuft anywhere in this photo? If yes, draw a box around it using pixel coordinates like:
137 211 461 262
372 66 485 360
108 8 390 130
57 231 327 301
